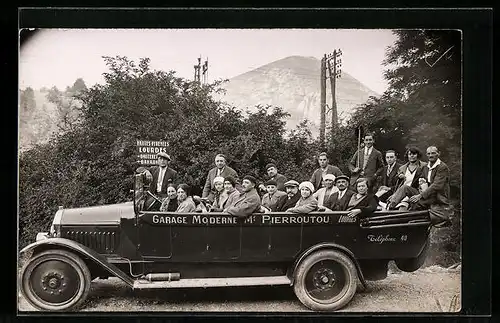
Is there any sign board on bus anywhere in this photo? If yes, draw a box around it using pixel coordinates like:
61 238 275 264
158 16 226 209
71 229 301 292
136 140 169 165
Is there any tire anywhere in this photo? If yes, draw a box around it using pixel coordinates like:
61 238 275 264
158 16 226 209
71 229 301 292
20 249 91 311
395 238 430 272
293 250 358 311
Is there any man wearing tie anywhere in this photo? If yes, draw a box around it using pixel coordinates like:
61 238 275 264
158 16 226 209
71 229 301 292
321 175 356 211
376 150 403 202
202 154 240 198
348 132 384 192
137 152 178 210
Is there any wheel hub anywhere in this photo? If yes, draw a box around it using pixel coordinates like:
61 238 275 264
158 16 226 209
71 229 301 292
41 272 65 295
313 268 336 290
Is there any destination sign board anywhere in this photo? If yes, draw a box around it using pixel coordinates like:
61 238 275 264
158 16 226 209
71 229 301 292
136 140 169 165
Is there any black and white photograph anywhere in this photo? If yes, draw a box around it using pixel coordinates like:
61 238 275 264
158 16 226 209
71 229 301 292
18 26 463 313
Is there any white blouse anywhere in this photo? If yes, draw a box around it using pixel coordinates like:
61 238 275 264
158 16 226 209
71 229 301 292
404 167 417 187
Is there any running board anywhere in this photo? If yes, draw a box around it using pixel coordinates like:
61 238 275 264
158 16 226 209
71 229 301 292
133 275 292 289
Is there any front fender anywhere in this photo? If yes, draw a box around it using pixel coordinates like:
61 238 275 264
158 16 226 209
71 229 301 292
289 242 367 289
20 238 134 287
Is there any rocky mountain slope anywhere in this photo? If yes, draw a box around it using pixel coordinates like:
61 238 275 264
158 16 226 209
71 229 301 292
216 56 379 137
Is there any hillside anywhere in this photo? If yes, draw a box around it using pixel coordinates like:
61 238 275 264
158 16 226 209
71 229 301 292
217 56 379 137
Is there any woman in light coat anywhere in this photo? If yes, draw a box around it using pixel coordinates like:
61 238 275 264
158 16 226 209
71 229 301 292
287 181 318 214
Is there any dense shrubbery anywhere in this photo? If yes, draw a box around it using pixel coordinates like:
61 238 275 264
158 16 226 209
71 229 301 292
19 31 461 266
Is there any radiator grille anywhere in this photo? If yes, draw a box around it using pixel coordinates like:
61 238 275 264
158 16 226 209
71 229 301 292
61 229 118 254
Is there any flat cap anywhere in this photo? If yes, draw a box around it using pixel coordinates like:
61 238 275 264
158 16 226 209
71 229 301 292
157 152 171 160
283 180 300 188
265 179 278 186
265 163 277 170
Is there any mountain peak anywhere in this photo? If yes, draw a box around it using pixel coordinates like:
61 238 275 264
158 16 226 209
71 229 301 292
218 56 379 137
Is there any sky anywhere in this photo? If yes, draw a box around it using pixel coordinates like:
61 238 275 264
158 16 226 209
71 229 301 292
19 29 398 94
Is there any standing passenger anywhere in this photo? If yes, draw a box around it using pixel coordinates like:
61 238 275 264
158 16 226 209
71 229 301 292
202 154 239 198
310 152 343 191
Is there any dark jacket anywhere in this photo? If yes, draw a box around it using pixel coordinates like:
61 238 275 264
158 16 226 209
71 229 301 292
380 162 403 189
346 193 379 217
225 188 261 218
202 166 239 198
397 160 428 189
274 192 301 212
324 189 356 211
310 165 343 191
420 159 450 206
148 166 178 195
348 147 385 179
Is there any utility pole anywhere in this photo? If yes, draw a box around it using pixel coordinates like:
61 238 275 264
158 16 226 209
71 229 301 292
320 54 327 148
193 56 201 83
326 49 342 136
202 58 208 84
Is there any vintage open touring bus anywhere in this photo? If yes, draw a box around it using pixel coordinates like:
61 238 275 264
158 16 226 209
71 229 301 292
19 172 441 312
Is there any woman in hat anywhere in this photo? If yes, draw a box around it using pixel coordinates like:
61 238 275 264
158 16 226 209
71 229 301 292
346 177 379 218
206 176 226 211
159 184 179 212
287 181 318 214
176 184 197 213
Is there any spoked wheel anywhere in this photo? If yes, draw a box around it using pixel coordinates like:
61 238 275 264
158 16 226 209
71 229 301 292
20 249 91 311
293 250 358 311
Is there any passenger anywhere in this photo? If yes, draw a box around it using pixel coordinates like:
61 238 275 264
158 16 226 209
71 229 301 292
345 177 379 218
261 179 287 211
348 132 384 192
287 181 319 214
220 176 240 210
258 163 288 192
175 184 197 213
225 175 261 218
313 174 339 207
137 152 178 210
310 152 343 191
387 146 428 210
274 180 301 212
400 146 451 226
159 184 179 212
322 175 356 211
202 154 240 198
207 176 226 210
376 150 404 203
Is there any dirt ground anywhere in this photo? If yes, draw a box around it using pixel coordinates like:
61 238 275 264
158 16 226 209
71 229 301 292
18 264 461 313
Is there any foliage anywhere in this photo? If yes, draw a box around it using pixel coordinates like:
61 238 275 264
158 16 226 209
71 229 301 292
18 56 318 247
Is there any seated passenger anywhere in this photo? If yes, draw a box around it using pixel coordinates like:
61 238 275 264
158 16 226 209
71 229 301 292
175 184 197 213
261 180 287 211
206 176 225 211
287 181 319 214
274 180 301 212
159 184 179 212
321 175 355 211
313 174 339 207
225 175 261 218
220 176 240 211
345 177 379 218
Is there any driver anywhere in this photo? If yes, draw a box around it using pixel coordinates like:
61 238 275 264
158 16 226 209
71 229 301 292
137 152 178 211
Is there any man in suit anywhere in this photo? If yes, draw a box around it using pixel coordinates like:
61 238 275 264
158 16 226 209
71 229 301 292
376 150 403 202
310 152 343 191
387 146 427 209
261 179 287 211
258 163 288 193
202 154 239 198
274 180 301 212
408 146 451 225
322 175 355 211
348 132 385 192
137 152 178 211
225 175 261 218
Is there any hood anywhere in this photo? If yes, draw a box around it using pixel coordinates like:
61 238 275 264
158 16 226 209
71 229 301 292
60 201 135 225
